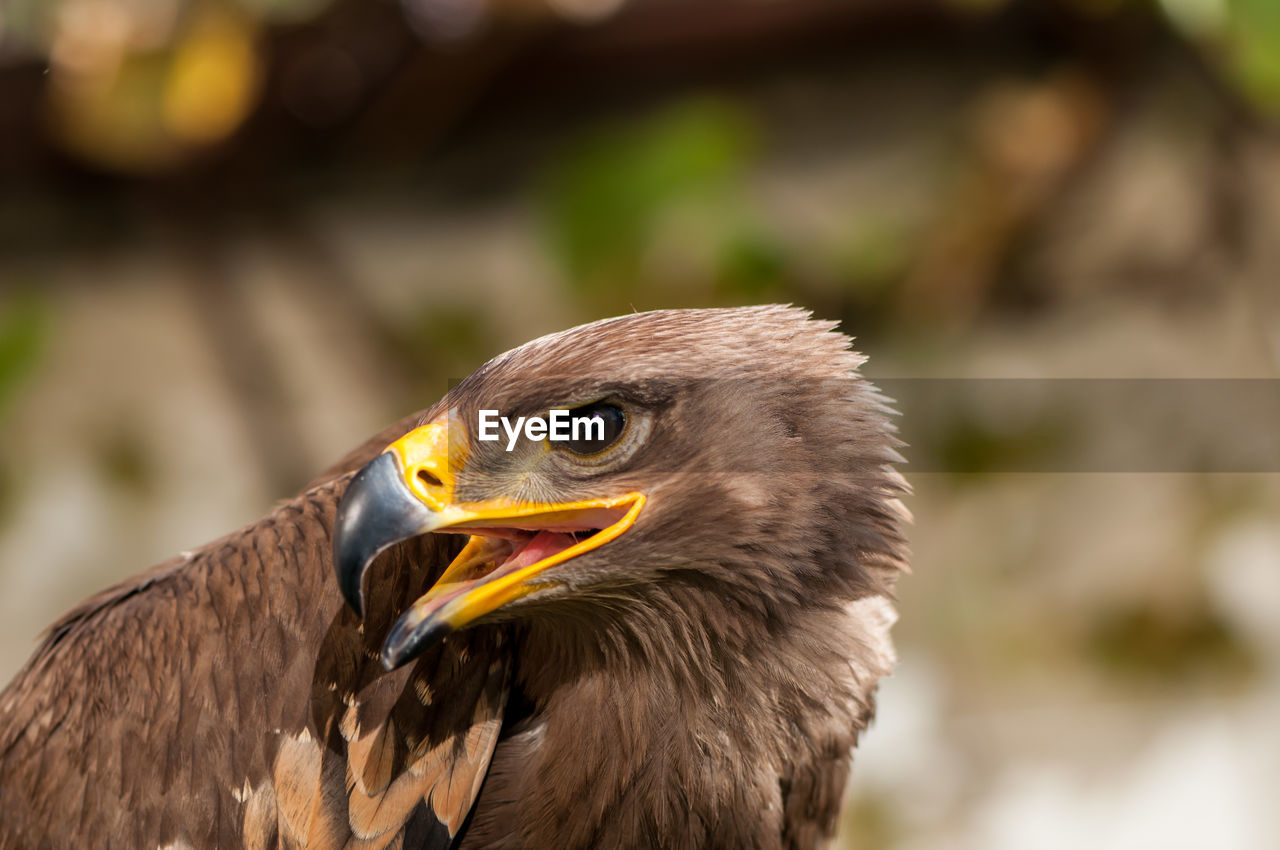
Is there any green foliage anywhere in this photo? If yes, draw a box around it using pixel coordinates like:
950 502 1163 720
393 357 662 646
0 292 47 524
0 293 47 423
1226 0 1280 111
921 406 1074 481
1156 0 1280 112
833 218 915 294
405 303 493 389
540 98 758 291
539 98 925 309
1085 598 1257 685
715 231 788 299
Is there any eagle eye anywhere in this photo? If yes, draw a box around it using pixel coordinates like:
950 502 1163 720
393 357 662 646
561 402 626 455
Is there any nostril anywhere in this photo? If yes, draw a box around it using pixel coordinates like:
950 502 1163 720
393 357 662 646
417 468 443 489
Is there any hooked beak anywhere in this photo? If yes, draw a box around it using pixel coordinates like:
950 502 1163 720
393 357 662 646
333 417 644 670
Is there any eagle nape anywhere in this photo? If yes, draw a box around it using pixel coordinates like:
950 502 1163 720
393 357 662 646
333 418 645 670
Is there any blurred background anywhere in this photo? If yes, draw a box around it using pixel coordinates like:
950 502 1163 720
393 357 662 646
2 0 1279 847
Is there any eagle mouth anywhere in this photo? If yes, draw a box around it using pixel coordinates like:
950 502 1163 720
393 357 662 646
409 512 629 616
332 419 646 669
378 499 642 669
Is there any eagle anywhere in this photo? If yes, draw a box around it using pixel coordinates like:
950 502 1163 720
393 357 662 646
0 305 908 850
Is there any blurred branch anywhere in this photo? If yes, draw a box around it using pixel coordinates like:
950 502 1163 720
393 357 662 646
899 70 1109 325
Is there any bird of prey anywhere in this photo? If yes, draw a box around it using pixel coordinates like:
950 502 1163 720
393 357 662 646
0 305 908 850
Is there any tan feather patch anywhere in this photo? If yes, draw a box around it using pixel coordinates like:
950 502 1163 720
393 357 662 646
242 782 280 850
272 729 324 843
347 718 399 797
346 767 432 841
426 712 503 835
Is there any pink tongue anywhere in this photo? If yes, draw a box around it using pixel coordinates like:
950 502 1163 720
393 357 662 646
506 531 578 570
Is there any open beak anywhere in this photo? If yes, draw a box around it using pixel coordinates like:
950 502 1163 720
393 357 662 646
333 417 644 670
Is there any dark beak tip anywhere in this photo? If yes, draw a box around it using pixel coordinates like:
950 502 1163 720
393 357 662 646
333 526 369 618
334 529 369 618
380 638 416 672
381 614 452 671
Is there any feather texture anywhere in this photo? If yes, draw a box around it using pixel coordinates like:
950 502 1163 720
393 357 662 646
0 306 908 850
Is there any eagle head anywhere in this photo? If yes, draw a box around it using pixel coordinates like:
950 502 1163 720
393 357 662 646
333 306 907 670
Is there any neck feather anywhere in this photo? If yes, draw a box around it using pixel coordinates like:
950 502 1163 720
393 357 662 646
501 581 897 850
